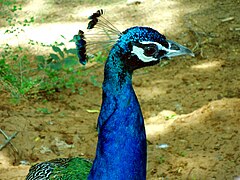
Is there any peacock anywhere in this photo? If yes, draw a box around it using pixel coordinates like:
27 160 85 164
26 9 194 180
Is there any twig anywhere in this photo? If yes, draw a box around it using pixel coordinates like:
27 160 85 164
186 167 195 180
0 129 19 152
221 17 234 22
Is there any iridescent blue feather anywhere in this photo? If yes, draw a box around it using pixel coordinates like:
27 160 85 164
73 30 87 65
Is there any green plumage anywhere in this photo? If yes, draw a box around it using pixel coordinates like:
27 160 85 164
48 158 92 180
26 157 92 180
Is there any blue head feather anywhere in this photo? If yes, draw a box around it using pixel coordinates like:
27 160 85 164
74 30 87 65
120 26 167 46
87 9 103 29
101 26 168 82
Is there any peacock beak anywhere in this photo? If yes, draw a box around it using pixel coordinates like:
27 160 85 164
164 40 195 58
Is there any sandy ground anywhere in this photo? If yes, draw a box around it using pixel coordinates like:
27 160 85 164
0 0 239 179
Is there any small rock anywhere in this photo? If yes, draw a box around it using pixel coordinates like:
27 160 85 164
156 144 169 149
127 0 144 5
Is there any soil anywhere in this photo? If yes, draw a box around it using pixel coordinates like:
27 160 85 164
0 0 240 179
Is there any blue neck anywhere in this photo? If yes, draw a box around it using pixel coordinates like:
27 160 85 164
88 46 147 179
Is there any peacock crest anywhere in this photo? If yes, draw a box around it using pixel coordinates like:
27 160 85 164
73 9 122 65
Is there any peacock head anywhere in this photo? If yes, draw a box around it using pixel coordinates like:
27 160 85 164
74 9 194 71
115 26 194 71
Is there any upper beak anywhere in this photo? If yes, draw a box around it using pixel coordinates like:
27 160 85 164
164 40 195 58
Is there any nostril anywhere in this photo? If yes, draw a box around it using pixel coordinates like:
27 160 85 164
170 43 180 51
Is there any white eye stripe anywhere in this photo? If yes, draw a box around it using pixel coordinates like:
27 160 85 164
141 41 168 51
131 41 166 62
131 40 194 62
131 45 158 62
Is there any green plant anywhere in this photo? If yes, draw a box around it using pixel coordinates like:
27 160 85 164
0 54 19 100
165 114 177 120
1 34 106 102
0 43 38 102
158 155 166 164
1 0 34 35
34 40 85 95
90 51 106 64
178 151 187 157
90 75 101 87
0 1 36 102
0 1 107 102
36 107 51 114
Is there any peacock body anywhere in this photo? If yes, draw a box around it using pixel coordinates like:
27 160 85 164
26 10 193 180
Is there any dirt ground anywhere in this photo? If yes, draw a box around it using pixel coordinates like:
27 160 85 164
0 0 240 179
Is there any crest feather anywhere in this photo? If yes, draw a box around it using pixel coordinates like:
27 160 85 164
74 9 121 65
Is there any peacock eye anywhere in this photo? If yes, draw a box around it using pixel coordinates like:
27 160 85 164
143 45 158 56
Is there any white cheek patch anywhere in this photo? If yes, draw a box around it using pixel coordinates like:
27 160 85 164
131 45 158 62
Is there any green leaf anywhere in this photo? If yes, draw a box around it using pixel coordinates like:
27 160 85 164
69 38 75 42
36 55 45 69
52 46 61 53
50 53 60 61
63 57 78 68
52 46 64 58
86 109 100 113
59 51 64 58
49 61 62 70
30 17 34 23
67 48 77 54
